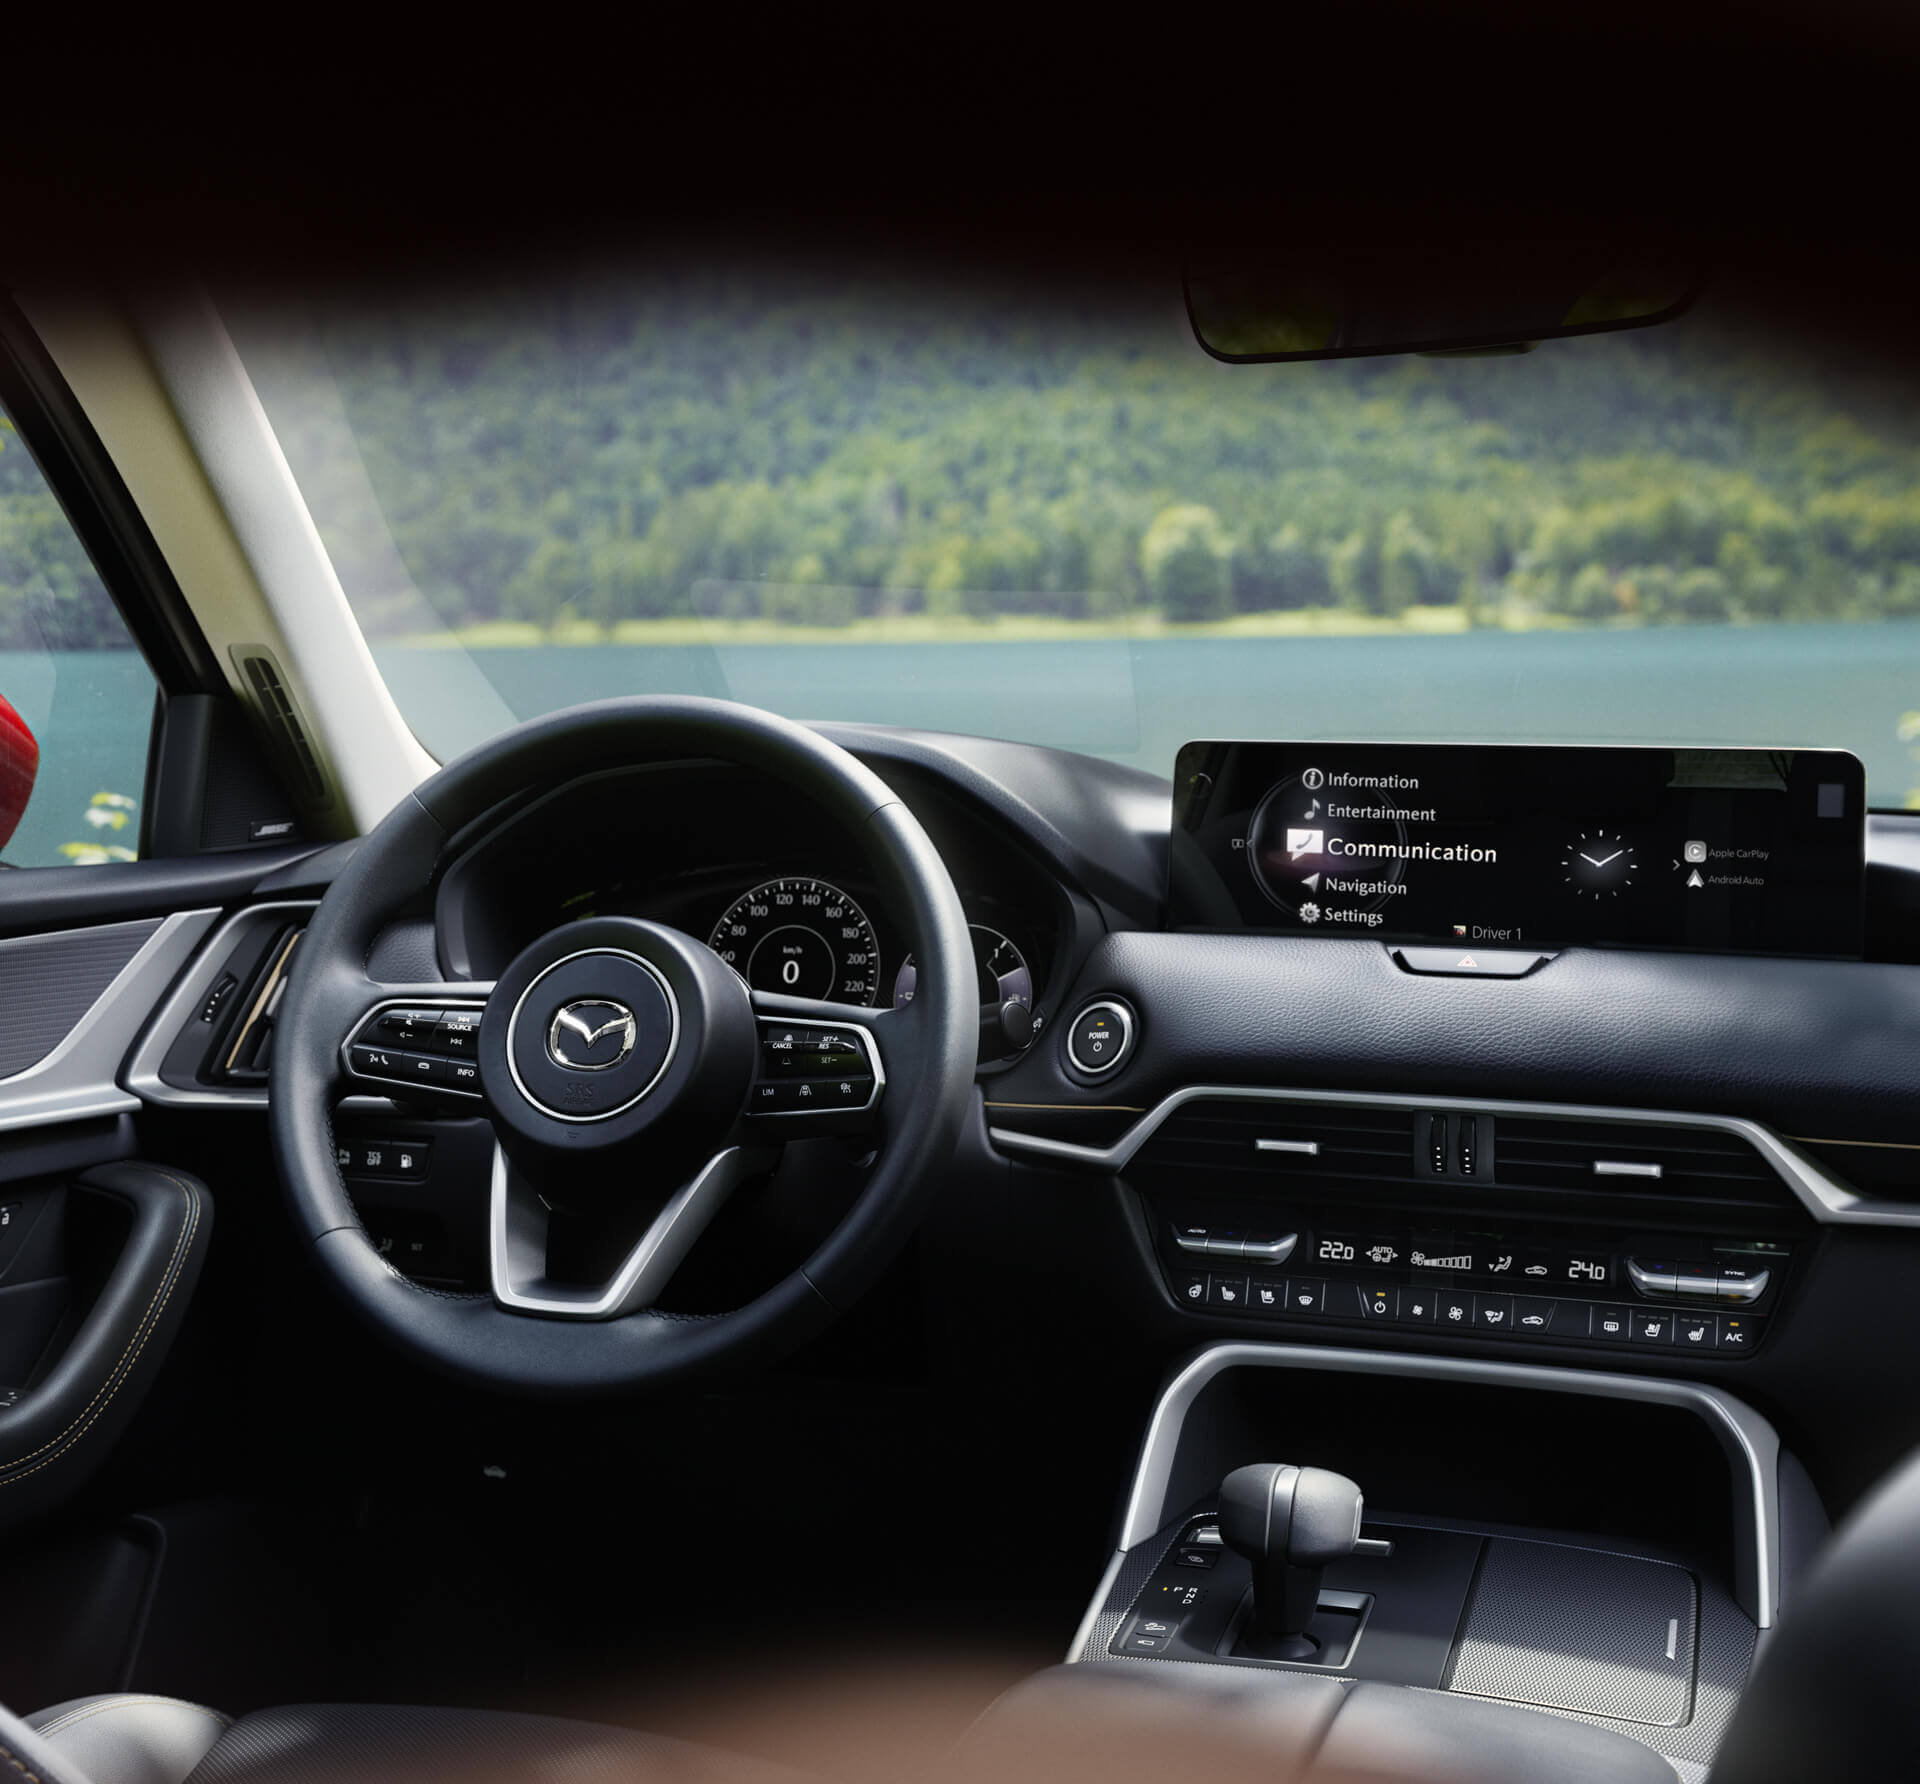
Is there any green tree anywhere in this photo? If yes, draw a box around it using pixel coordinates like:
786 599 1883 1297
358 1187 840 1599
1141 504 1234 623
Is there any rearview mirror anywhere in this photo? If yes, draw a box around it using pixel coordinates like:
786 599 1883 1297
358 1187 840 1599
1185 230 1695 363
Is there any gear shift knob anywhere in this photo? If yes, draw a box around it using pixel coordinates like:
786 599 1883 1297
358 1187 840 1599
1218 1463 1366 1656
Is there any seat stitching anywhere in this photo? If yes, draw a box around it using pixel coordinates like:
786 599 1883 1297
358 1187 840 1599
0 1176 201 1483
32 1698 232 1739
0 1737 44 1783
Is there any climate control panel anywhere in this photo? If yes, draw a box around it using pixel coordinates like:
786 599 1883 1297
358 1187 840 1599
1156 1209 1787 1355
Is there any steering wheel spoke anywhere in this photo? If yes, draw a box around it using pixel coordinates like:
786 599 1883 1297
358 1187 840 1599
488 1142 775 1318
336 977 495 1104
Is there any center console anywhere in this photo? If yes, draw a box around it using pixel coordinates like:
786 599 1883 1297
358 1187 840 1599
1067 1343 1818 1777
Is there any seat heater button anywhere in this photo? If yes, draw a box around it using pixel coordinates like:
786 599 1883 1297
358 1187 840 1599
1632 1309 1676 1344
1206 1274 1250 1311
1248 1278 1286 1316
1676 1314 1717 1349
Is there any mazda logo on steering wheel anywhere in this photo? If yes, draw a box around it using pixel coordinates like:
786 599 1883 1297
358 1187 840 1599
546 999 638 1071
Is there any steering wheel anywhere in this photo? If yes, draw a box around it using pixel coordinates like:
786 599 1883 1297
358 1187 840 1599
268 697 976 1393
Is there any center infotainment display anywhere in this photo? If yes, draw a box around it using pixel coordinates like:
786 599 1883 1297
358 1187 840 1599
1170 741 1866 958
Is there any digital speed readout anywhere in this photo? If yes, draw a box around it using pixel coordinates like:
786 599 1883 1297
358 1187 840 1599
1170 741 1866 958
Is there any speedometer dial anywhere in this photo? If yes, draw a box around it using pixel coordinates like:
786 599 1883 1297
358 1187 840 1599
707 877 882 1006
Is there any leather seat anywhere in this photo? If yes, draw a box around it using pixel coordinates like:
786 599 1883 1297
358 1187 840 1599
5 1698 810 1784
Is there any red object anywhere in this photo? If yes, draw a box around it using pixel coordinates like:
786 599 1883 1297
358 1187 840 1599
0 693 39 854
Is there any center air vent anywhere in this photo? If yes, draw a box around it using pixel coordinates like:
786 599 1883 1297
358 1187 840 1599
1495 1117 1784 1209
1137 1102 1418 1185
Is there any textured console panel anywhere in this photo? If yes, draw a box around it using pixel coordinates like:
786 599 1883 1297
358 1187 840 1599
1447 1537 1696 1726
0 919 161 1078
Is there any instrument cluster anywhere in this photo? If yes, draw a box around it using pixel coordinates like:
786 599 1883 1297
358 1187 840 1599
704 873 1034 1014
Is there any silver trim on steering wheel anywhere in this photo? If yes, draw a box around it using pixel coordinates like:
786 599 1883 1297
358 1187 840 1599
487 1142 775 1318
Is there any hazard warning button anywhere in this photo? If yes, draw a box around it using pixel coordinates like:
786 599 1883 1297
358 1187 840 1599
1392 946 1555 978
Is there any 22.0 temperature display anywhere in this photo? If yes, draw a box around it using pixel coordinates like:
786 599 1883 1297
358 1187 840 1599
708 877 882 1005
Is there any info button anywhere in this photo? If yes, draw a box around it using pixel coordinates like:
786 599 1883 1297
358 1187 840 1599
1393 947 1553 978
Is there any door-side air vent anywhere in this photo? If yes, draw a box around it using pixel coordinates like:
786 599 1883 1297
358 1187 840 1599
1496 1117 1785 1209
1135 1101 1419 1185
205 923 305 1084
234 649 329 805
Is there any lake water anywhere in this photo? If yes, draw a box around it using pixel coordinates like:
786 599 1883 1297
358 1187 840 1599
375 621 1920 805
6 623 1919 869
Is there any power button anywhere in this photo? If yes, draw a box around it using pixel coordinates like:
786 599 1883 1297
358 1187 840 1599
1067 1000 1135 1075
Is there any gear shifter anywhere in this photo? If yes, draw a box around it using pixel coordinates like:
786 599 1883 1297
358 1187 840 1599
1219 1462 1378 1659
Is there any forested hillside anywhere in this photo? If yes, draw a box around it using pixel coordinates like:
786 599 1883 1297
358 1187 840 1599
10 272 1920 646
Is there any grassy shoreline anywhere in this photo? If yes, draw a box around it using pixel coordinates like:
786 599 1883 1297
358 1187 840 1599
377 604 1583 650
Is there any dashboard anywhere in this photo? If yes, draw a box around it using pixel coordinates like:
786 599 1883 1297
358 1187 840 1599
94 718 1920 1506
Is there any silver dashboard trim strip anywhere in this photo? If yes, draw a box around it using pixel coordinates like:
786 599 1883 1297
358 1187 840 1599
0 909 222 1133
123 901 319 1109
1099 1341 1782 1638
989 1082 1914 1227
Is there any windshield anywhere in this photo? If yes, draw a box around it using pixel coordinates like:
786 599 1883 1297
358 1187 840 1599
229 265 1920 807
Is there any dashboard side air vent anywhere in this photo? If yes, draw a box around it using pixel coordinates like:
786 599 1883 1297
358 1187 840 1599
1135 1101 1419 1185
1496 1117 1784 1209
204 922 305 1084
233 648 330 806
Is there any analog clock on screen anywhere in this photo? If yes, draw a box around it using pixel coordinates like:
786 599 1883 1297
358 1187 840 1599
1563 829 1637 897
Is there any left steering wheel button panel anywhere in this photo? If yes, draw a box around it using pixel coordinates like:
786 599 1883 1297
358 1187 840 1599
346 1004 489 1098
